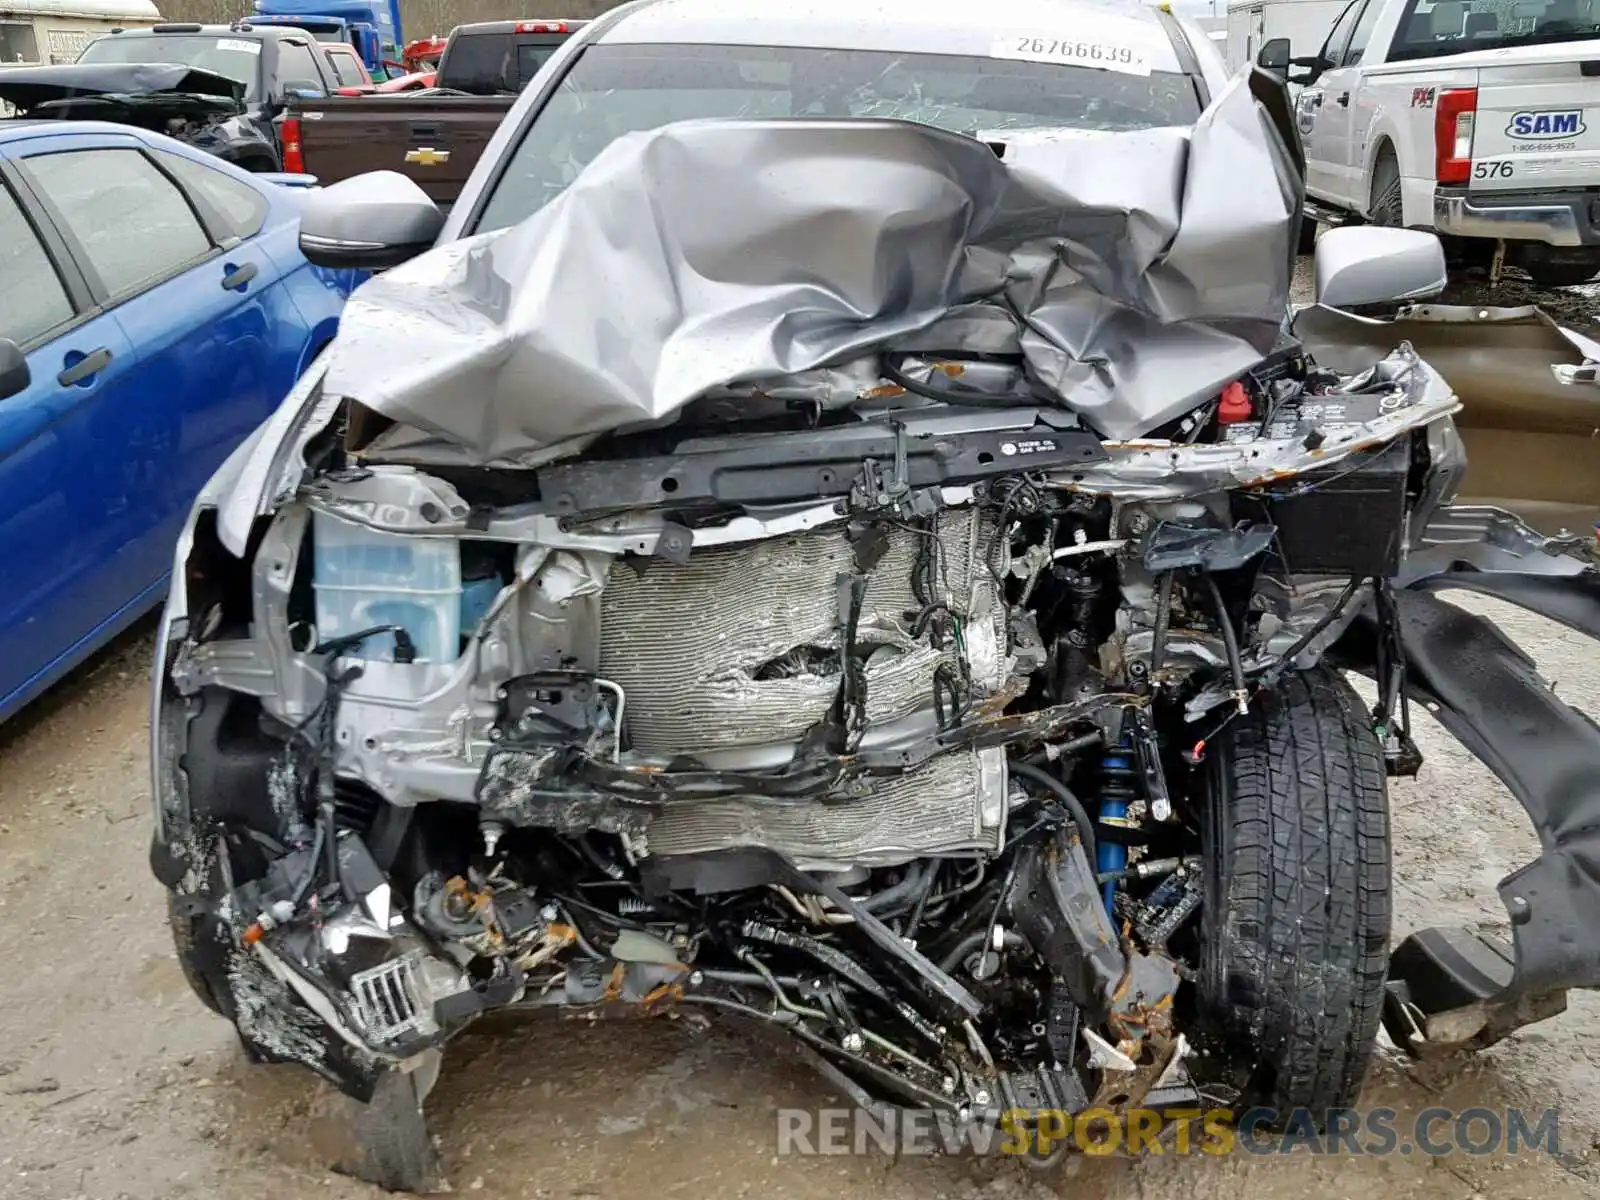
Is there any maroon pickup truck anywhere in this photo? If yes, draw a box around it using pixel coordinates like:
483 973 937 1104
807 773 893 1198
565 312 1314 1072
282 18 584 209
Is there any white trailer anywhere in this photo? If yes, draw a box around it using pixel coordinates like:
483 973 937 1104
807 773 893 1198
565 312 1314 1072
1225 0 1348 70
0 0 159 67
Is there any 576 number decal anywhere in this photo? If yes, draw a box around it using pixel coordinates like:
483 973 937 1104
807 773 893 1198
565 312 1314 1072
1473 159 1515 179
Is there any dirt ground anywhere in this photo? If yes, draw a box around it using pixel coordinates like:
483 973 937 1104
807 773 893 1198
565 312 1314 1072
1 268 1598 1200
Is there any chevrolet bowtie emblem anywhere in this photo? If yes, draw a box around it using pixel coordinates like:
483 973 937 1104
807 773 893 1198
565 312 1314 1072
405 146 450 166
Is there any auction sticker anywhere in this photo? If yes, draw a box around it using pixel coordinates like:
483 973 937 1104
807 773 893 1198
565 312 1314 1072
990 32 1152 75
217 38 262 54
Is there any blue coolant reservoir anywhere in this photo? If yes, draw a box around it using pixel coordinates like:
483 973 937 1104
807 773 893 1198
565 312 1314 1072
312 511 461 663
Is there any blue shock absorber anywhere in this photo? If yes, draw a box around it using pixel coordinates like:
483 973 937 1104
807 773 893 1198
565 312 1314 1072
1096 743 1139 915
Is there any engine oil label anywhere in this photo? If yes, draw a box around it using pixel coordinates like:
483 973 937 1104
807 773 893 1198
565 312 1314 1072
999 438 1060 456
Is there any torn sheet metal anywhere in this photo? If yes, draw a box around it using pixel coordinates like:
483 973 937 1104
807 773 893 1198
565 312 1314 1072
1294 303 1600 532
322 74 1297 462
1046 344 1460 500
0 63 245 111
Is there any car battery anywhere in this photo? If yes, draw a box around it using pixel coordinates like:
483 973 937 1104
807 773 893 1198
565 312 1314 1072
1231 432 1413 579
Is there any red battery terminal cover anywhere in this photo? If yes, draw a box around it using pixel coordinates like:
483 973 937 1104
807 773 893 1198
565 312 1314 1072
1217 380 1252 424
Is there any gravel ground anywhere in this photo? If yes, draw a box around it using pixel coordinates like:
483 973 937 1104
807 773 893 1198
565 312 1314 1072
0 261 1597 1200
1440 275 1600 330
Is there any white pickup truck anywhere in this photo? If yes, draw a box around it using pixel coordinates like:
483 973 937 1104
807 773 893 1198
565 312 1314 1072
1257 0 1600 285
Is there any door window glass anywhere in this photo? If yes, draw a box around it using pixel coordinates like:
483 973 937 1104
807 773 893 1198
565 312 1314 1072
155 149 269 240
23 149 212 299
1320 0 1365 61
1344 0 1385 64
278 39 327 93
324 46 365 86
0 182 74 347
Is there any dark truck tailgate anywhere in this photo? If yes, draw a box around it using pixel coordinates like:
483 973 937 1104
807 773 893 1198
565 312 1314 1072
291 94 514 209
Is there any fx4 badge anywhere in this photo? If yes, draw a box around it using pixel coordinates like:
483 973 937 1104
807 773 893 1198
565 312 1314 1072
405 147 451 166
1507 110 1586 139
1410 86 1436 109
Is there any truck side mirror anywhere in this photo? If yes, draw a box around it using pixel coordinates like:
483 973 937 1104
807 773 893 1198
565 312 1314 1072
1314 227 1447 310
1257 37 1292 74
1289 54 1332 85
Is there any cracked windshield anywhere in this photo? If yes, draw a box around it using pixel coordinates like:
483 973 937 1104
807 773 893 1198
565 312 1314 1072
477 42 1201 231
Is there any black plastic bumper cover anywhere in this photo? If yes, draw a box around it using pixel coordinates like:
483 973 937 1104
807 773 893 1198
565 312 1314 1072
1381 586 1600 1000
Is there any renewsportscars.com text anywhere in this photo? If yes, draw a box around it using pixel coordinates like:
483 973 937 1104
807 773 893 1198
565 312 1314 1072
776 1106 1562 1158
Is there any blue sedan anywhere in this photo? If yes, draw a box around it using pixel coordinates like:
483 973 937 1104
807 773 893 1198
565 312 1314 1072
0 121 363 723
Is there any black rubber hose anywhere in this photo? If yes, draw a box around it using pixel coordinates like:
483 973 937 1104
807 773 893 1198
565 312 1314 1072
937 928 1026 975
878 352 1032 408
1009 761 1096 867
902 860 940 939
1204 574 1249 703
937 931 991 974
860 859 934 914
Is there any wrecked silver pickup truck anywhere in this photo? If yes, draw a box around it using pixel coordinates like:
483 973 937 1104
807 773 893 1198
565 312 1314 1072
149 2 1600 1191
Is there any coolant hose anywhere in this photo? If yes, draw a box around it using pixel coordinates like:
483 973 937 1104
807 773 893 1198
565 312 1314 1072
860 858 934 914
1009 761 1096 869
937 928 1027 975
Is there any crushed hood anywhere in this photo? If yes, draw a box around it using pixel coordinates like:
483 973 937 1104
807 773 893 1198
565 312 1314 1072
0 63 245 113
322 74 1300 464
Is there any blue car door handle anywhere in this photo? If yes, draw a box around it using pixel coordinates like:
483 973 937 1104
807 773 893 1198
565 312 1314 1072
222 261 259 291
58 347 112 387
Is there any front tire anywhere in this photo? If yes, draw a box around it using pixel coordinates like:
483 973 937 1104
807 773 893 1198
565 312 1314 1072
1200 667 1392 1115
317 1068 448 1193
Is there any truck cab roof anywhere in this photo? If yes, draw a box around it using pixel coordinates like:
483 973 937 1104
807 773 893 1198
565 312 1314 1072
447 18 590 35
96 21 314 40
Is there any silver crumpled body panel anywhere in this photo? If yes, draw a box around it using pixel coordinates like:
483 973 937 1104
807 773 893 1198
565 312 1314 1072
321 75 1297 462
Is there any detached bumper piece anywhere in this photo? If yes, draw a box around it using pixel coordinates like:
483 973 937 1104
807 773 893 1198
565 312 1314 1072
1375 587 1600 1055
1383 928 1567 1057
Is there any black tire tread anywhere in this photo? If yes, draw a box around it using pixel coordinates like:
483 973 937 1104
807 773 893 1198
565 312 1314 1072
1369 153 1403 227
1202 666 1392 1115
331 1070 449 1193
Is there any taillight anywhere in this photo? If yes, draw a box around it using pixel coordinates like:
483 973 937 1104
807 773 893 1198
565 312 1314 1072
1434 87 1478 185
514 20 567 32
281 116 305 174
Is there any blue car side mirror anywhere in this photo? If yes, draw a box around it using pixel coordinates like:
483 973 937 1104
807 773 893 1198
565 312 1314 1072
0 338 29 401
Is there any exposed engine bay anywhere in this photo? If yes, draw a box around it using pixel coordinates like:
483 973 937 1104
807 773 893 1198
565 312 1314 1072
154 323 1596 1145
149 75 1600 1192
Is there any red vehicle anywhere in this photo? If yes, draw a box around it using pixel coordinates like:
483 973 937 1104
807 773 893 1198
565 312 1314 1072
402 34 446 71
335 69 436 95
